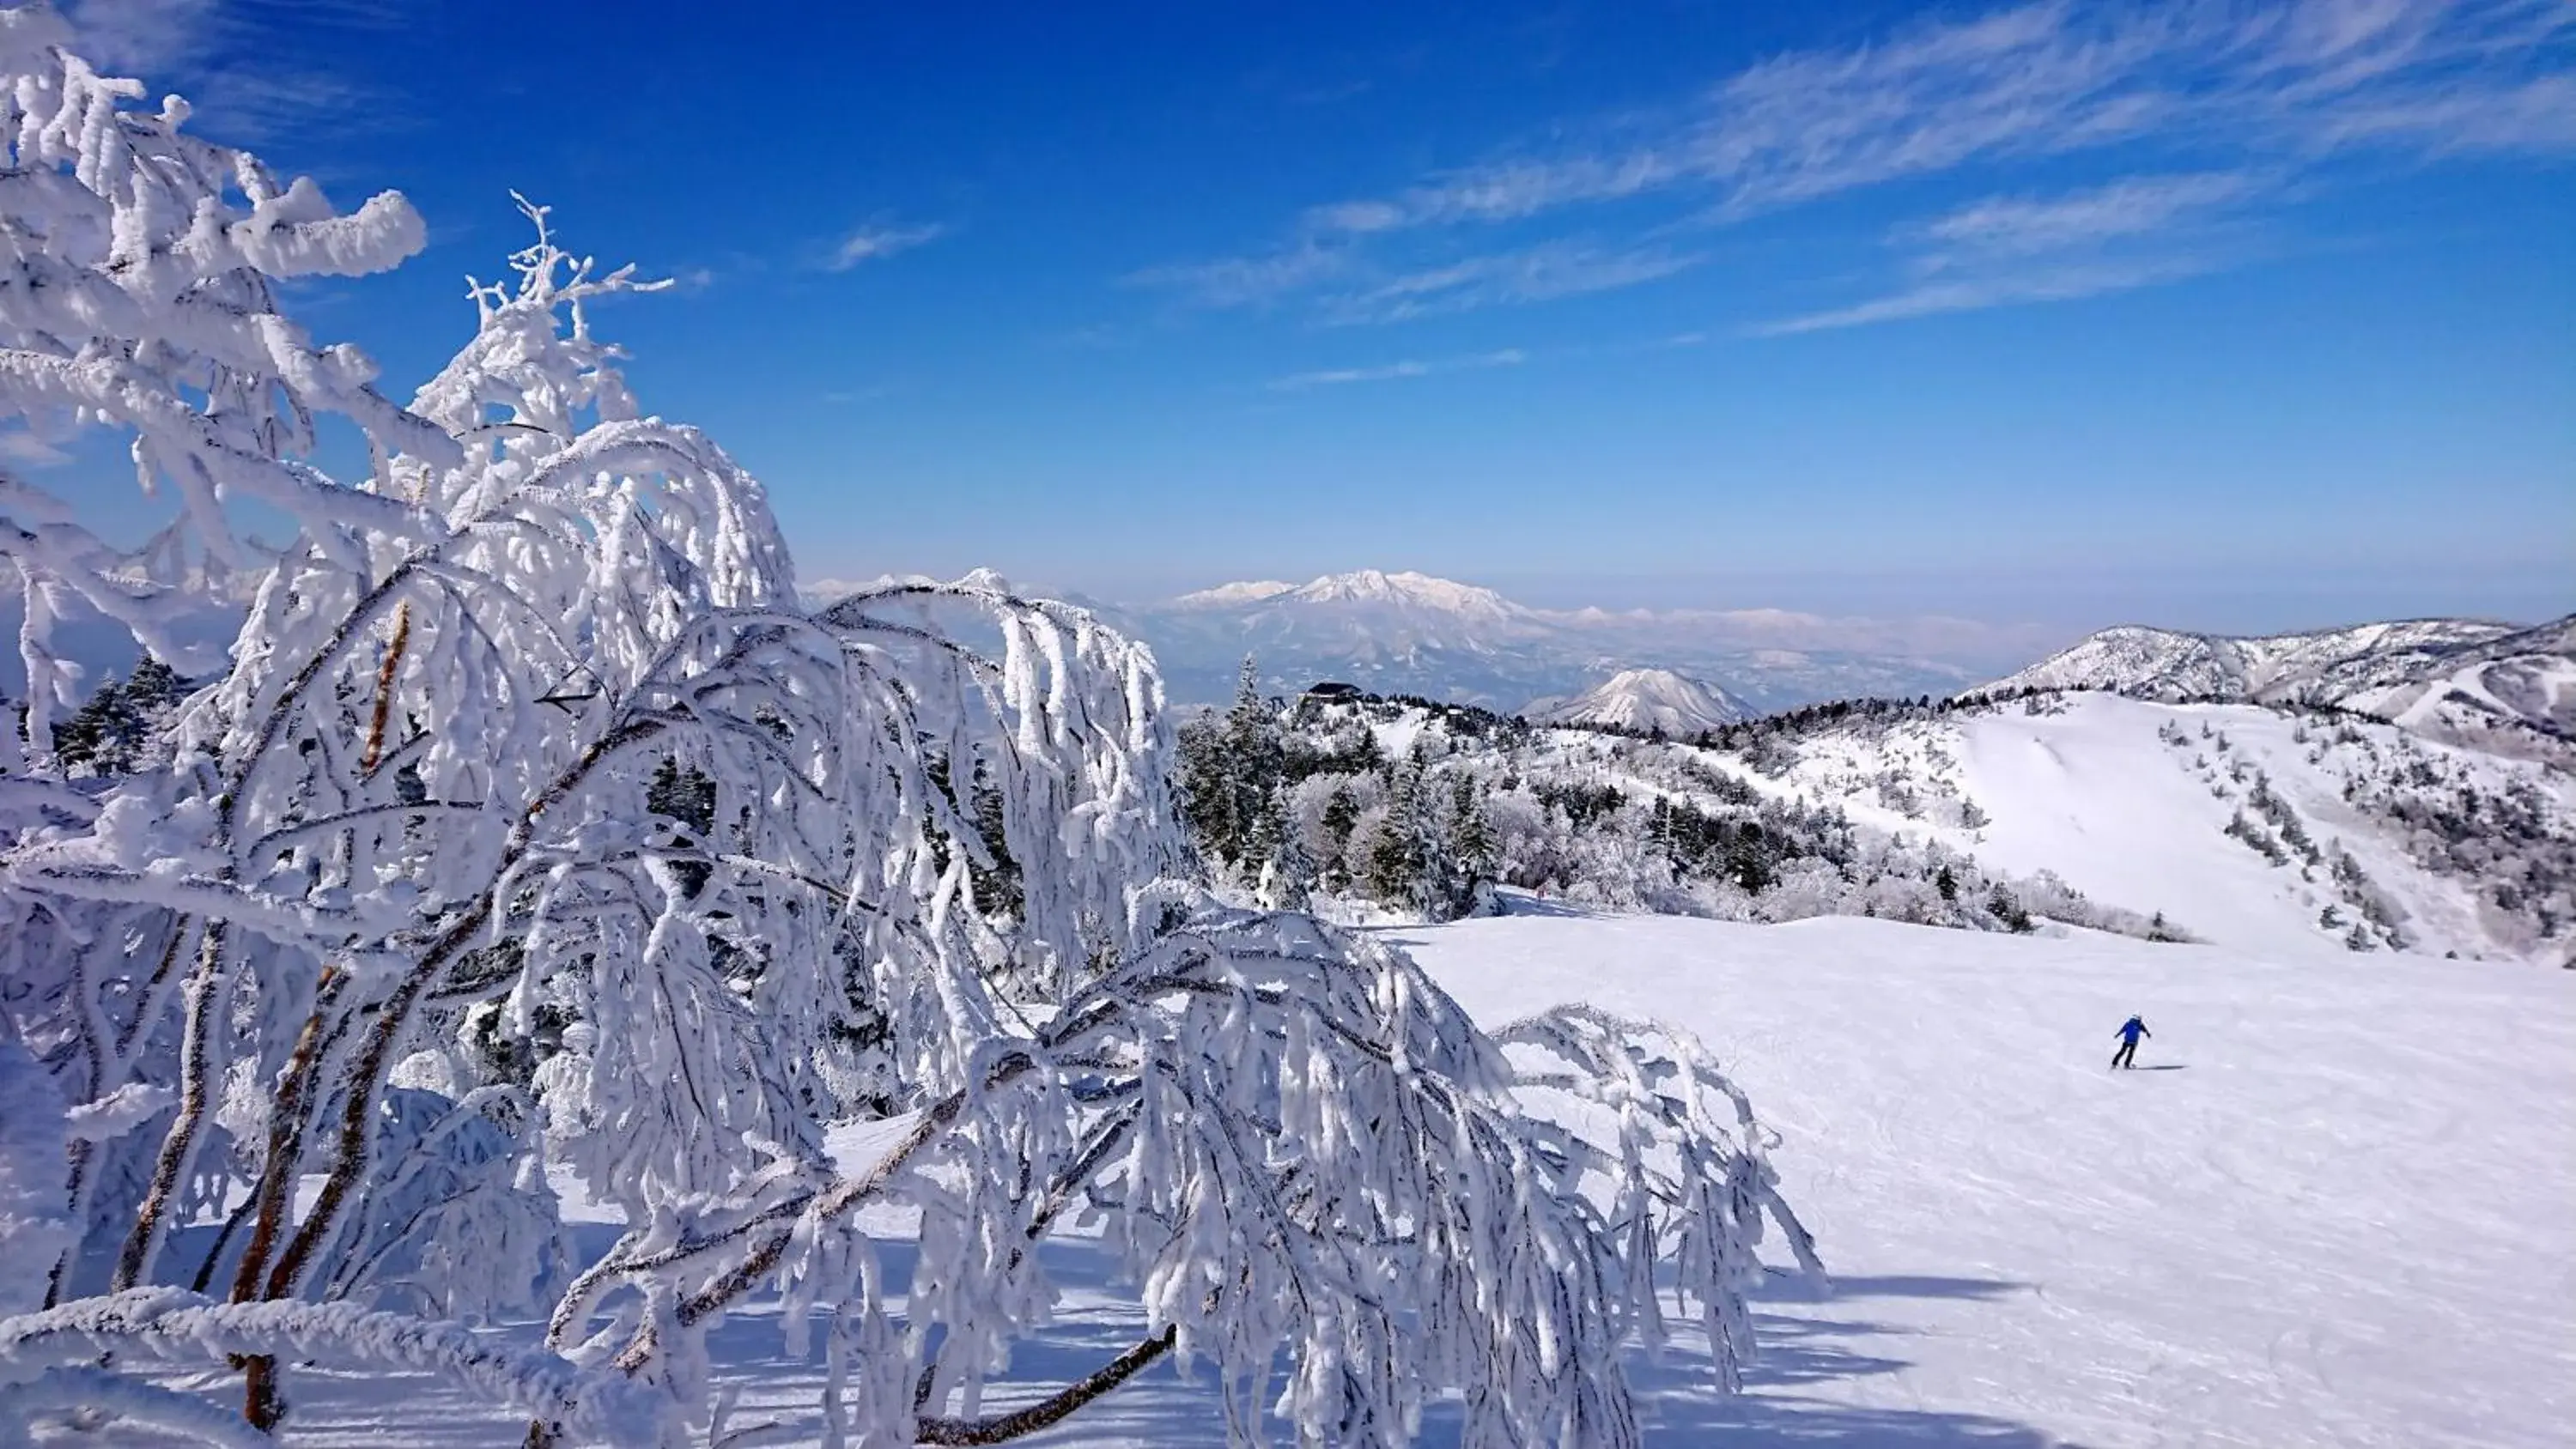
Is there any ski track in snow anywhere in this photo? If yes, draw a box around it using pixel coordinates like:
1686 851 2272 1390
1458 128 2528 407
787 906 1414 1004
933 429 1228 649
149 913 2572 1447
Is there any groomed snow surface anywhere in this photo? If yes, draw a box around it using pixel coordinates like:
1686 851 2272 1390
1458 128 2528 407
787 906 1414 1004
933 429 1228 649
1404 913 2575 1449
206 910 2573 1448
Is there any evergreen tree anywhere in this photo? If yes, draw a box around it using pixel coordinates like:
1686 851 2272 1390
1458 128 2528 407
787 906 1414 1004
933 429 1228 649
1451 773 1493 888
1223 656 1287 869
1321 783 1361 890
968 757 1026 922
1257 779 1317 912
52 656 186 775
1367 757 1432 912
1175 712 1236 860
647 755 720 835
1176 656 1291 885
1988 884 2034 933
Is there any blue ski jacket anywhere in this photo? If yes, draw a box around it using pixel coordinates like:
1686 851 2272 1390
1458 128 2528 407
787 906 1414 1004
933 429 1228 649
2116 1016 2150 1043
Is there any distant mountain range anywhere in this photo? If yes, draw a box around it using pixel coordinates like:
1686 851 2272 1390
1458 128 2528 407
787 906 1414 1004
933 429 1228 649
1972 615 2576 757
1080 569 2052 712
9 564 2041 713
24 558 2563 756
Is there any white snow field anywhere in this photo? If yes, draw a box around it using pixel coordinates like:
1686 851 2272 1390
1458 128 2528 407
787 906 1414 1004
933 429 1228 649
228 910 2572 1448
1397 912 2576 1449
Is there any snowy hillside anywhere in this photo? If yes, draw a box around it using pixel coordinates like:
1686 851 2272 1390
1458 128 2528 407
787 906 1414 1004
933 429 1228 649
1192 685 2574 964
1522 667 1751 733
1976 615 2576 756
1128 569 2036 708
1747 693 2573 963
201 911 2576 1447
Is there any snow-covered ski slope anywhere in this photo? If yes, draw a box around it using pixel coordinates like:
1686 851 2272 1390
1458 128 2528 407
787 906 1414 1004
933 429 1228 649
1400 912 2576 1449
253 912 2573 1447
1752 694 2574 962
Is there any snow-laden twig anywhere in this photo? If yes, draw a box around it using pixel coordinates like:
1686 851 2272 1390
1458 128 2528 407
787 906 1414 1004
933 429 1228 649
0 1288 665 1446
0 1364 275 1449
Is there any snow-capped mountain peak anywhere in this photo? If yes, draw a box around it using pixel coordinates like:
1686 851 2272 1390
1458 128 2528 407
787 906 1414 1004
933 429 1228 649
1524 667 1751 735
1128 568 2026 709
1169 579 1297 609
1279 569 1527 622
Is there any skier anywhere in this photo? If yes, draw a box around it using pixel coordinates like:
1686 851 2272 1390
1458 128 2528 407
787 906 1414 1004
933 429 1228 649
2111 1014 2151 1070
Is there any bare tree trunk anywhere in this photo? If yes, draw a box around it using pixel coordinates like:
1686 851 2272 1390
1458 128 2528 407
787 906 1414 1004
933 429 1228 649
228 967 344 1431
260 901 490 1303
113 924 228 1292
229 967 343 1303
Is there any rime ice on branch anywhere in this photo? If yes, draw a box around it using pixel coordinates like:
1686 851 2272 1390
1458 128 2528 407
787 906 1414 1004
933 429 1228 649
0 8 1817 1444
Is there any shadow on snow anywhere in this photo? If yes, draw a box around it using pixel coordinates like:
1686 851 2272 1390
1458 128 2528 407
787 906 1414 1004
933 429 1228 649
150 1222 2062 1446
1605 1270 2055 1447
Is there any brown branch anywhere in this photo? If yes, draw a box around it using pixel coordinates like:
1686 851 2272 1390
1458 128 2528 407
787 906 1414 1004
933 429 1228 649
219 562 418 842
228 965 347 1430
260 712 677 1308
913 1326 1177 1446
230 964 344 1305
189 1193 258 1294
360 600 411 775
258 899 492 1306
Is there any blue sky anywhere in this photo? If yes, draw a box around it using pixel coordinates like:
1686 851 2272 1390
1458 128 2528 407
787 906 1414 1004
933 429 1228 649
54 0 2576 634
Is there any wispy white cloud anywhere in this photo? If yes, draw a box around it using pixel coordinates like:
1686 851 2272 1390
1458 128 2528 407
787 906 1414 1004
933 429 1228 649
1137 0 2576 326
1323 243 1704 324
1123 240 1351 308
62 0 221 77
828 221 949 271
0 430 72 469
1754 171 2269 333
63 0 399 139
1753 257 2229 336
1269 349 1528 391
1131 238 1698 321
1301 0 2575 235
1911 172 2271 259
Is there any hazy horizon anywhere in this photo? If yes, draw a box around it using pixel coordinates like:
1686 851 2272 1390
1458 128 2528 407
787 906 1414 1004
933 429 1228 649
808 560 2570 643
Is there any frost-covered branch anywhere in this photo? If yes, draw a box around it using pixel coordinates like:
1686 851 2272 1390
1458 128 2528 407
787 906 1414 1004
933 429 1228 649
1 12 1814 1444
0 1288 665 1446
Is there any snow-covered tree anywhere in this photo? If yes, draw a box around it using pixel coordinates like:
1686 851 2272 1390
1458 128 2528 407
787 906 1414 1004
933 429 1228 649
1176 655 1289 884
0 13 1818 1447
1253 778 1315 912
